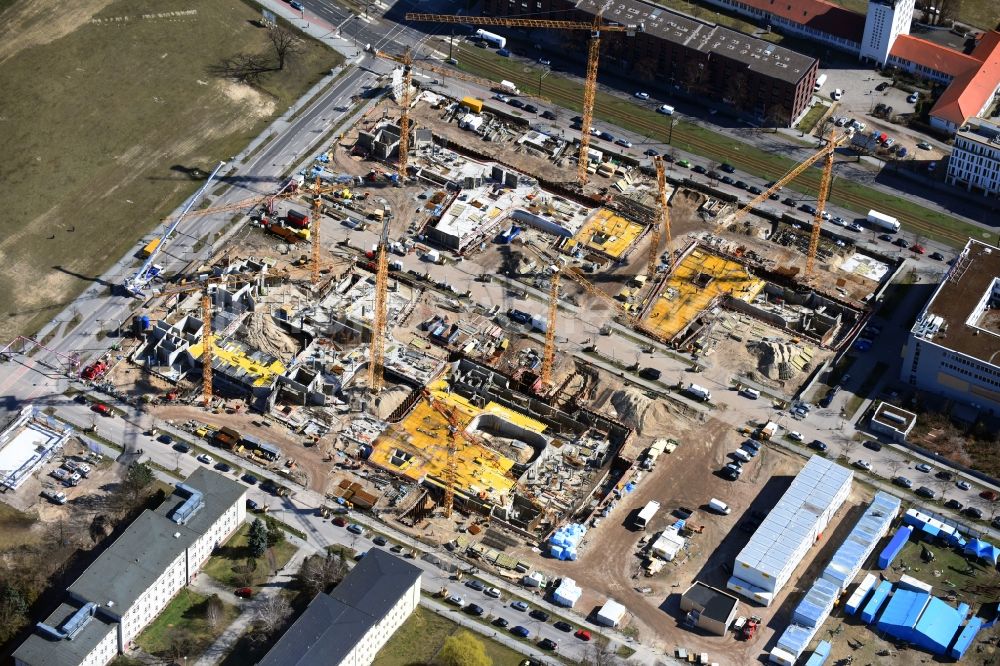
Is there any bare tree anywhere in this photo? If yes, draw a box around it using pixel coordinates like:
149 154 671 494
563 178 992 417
210 53 272 85
296 550 349 597
254 594 291 639
582 639 623 666
205 594 225 631
268 26 301 70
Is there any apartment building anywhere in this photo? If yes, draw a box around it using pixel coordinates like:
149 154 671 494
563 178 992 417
14 469 246 666
902 239 1000 413
946 118 1000 196
483 0 819 125
258 549 422 666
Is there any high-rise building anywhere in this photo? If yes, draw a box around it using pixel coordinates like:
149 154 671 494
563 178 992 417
860 0 916 65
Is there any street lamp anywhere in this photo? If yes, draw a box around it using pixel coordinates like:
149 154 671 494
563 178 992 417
538 68 550 96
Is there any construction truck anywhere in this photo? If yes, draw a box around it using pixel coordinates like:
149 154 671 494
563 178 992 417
213 426 240 449
496 80 520 95
269 224 309 243
141 238 161 258
81 360 108 381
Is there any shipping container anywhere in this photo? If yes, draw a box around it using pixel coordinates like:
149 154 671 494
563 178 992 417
141 238 161 258
286 209 310 228
461 96 484 113
633 500 660 530
475 29 506 49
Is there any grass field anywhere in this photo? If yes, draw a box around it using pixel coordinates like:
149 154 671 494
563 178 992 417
202 522 298 588
828 0 998 31
450 43 989 249
373 606 525 666
0 502 39 549
135 588 239 657
0 0 341 341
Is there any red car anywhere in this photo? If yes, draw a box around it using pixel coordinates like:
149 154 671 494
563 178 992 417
91 403 111 416
911 244 925 254
235 587 254 598
332 516 348 527
980 490 999 501
574 629 591 641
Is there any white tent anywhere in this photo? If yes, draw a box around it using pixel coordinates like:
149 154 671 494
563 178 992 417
595 599 627 627
553 578 582 607
650 528 686 561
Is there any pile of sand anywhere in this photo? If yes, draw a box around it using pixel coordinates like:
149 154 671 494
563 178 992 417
611 388 650 431
243 312 300 361
611 387 686 436
754 341 802 382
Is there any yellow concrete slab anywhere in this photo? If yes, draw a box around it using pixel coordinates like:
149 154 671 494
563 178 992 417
641 248 766 341
571 208 645 259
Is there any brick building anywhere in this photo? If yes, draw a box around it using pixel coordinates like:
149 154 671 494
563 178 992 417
483 0 819 125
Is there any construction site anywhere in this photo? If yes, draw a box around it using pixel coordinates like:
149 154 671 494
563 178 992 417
50 22 916 660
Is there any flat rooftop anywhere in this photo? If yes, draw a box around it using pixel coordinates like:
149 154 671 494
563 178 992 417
0 407 70 490
576 0 815 84
956 117 1000 150
911 239 1000 365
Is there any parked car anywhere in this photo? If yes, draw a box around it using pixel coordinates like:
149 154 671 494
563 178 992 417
979 490 999 501
808 440 828 452
539 638 558 650
992 516 1000 529
935 470 953 480
347 523 364 534
529 609 550 622
196 454 214 464
930 252 945 260
465 603 485 616
497 48 511 57
878 234 894 242
485 587 502 599
907 92 919 103
554 621 573 632
246 499 259 512
173 443 191 454
876 81 889 91
956 480 971 491
916 486 936 499
788 431 804 441
241 473 258 485
92 403 111 416
894 238 910 248
511 626 531 638
599 131 615 141
749 186 763 195
847 222 863 232
634 91 650 99
511 601 529 611
446 595 464 606
540 110 557 120
508 99 525 109
911 244 926 254
945 499 963 510
157 434 173 444
783 197 797 207
332 516 348 527
676 159 691 168
523 104 538 114
615 138 633 148
963 506 984 520
235 587 254 598
863 440 882 451
575 629 592 641
917 141 932 150
493 617 510 628
644 148 660 157
720 163 736 173
639 367 662 381
692 164 707 174
538 58 551 66
893 476 914 489
735 180 749 190
465 579 486 591
915 463 932 473
372 535 388 546
853 460 872 471
720 175 735 185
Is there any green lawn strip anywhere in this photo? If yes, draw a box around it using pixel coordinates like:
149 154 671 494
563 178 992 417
135 588 239 656
201 523 297 588
843 360 889 419
261 513 308 541
895 539 1000 603
374 605 528 666
796 103 828 132
451 44 980 248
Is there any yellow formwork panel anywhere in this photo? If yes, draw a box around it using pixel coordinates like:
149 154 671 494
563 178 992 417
188 340 286 387
572 208 645 259
642 249 766 341
369 382 523 500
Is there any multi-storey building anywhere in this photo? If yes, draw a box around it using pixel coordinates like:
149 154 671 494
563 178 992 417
13 469 246 666
483 0 819 125
902 239 1000 413
258 548 422 666
860 0 916 64
946 118 1000 196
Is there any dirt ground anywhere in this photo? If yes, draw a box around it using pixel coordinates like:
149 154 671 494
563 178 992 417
506 411 868 664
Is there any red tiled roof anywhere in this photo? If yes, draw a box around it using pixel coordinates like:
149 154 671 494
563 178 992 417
929 31 1000 126
889 34 981 78
740 0 866 42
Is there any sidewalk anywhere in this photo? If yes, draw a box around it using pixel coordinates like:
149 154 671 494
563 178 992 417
193 527 318 666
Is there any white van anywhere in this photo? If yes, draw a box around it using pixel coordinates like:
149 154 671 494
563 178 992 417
657 104 675 115
813 73 827 91
708 498 731 515
732 449 752 463
739 387 761 400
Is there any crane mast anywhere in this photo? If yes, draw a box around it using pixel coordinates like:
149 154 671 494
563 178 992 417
368 216 391 393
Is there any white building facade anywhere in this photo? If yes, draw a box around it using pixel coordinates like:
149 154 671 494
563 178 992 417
946 118 1000 196
859 0 915 65
14 469 246 666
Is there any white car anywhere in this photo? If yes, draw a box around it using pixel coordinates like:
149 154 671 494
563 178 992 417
538 58 551 66
907 92 919 103
847 222 863 232
789 431 804 442
853 460 872 471
197 454 214 465
485 587 502 599
821 211 832 221
831 89 842 100
634 91 650 100
883 138 895 148
657 104 675 115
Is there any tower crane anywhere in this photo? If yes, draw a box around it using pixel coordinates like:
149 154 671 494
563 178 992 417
371 47 499 91
423 392 463 517
540 267 560 387
721 129 853 276
405 9 641 184
647 157 673 277
367 212 391 394
155 271 266 406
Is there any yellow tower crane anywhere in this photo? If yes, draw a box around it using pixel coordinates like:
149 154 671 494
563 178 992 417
156 271 266 406
540 267 560 387
405 9 641 184
367 214 392 394
311 195 323 286
647 157 673 277
424 392 463 517
722 130 853 277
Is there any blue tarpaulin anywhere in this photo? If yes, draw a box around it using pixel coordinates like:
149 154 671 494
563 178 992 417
876 589 929 643
963 538 1000 564
878 526 912 569
951 618 985 659
804 640 832 666
548 523 586 561
912 596 968 654
861 580 893 623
